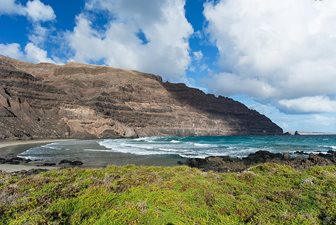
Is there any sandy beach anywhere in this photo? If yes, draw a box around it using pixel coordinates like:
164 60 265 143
0 139 73 150
0 139 73 172
0 139 186 172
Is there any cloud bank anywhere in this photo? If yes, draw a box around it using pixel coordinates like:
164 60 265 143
279 96 336 114
204 0 336 113
66 0 193 81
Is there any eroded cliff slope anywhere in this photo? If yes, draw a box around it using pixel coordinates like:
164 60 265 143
0 56 283 140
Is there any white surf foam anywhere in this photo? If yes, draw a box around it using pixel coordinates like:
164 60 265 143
320 145 336 150
84 149 114 152
42 143 62 150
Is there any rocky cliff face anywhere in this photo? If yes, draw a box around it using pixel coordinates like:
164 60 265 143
0 56 283 140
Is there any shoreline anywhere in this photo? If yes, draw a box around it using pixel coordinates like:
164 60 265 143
1 150 335 174
0 138 335 173
0 139 74 150
0 139 74 172
0 139 188 172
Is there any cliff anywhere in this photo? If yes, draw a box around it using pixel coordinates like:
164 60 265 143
0 56 283 140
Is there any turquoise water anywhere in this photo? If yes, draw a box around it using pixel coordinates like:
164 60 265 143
19 135 336 161
98 135 336 158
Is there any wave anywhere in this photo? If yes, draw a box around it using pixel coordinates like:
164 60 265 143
97 139 297 159
41 143 62 150
133 136 161 142
17 135 336 162
97 139 258 158
192 143 218 148
319 145 336 150
120 143 155 150
97 139 222 158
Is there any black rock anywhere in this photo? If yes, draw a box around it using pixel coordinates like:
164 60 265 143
295 151 308 155
70 161 83 166
5 160 20 165
41 162 56 167
24 159 32 163
246 151 282 163
10 157 25 161
0 157 6 164
58 159 83 166
58 159 72 165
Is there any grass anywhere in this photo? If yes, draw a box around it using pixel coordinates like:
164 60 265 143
0 164 335 225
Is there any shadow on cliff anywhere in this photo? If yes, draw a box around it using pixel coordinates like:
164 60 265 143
162 81 283 135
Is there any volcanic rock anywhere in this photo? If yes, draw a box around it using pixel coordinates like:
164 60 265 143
58 160 83 166
0 56 283 140
185 151 336 172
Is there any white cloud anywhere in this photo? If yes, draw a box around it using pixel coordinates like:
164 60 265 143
0 43 24 60
28 23 49 46
0 1 56 64
193 51 203 61
205 72 276 98
0 42 54 63
24 42 54 63
0 0 25 15
278 96 336 113
67 0 193 81
0 0 55 22
25 0 55 22
204 0 336 113
241 97 336 132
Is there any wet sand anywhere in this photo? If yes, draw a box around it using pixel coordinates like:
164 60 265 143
0 139 62 149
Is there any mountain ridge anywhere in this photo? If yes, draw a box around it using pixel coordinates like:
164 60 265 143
0 56 283 140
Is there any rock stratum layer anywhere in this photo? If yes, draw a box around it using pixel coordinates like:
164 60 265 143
0 56 283 140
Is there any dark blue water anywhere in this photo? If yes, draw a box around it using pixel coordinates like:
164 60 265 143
19 135 336 160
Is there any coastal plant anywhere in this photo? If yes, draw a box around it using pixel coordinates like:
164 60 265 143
0 164 335 224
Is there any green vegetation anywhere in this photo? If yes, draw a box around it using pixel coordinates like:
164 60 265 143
0 164 335 225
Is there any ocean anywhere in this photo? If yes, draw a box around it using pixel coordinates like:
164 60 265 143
18 135 336 165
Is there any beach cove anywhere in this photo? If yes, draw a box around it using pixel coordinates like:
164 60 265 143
1 135 336 173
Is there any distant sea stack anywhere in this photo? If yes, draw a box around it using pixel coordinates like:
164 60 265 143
0 56 283 140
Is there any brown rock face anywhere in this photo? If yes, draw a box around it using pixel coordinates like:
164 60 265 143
0 56 283 140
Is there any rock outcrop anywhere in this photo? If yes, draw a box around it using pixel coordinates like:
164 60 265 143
0 56 283 140
185 150 336 172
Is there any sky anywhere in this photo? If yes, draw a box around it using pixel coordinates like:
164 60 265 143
1 0 336 133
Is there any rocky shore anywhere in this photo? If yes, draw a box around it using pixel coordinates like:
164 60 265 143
184 150 336 172
0 156 84 173
1 150 336 174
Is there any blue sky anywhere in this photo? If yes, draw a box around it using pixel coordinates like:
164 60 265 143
1 0 336 133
